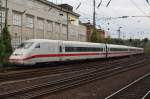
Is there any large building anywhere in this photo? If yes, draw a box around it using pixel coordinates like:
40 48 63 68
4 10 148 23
0 0 86 48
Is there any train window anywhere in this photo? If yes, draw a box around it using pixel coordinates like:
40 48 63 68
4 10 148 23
130 49 136 51
17 42 33 49
35 44 40 48
110 48 128 51
65 46 103 52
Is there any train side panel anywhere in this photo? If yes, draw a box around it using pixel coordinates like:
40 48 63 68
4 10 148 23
107 44 130 58
30 41 60 64
60 41 106 61
9 39 144 66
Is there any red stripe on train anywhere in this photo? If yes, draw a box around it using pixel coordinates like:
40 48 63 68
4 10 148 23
10 51 136 61
24 52 106 60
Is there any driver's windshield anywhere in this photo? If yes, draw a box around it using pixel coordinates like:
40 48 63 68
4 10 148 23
17 42 33 49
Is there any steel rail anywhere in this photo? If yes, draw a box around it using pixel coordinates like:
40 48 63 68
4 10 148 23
24 59 149 99
0 56 135 83
142 90 150 99
0 59 131 96
105 72 150 99
0 58 147 99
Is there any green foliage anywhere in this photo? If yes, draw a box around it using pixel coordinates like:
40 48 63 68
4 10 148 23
104 38 125 45
142 38 149 48
0 40 5 66
91 29 101 43
143 38 148 44
104 37 150 50
2 26 12 56
0 26 12 66
104 36 111 43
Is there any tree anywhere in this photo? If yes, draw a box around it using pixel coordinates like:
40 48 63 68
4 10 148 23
143 38 148 44
129 38 132 46
104 36 112 44
0 40 5 64
0 26 12 65
2 26 12 56
91 29 100 43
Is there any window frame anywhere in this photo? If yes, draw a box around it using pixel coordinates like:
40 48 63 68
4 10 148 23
35 43 40 49
13 12 22 26
65 46 103 52
47 20 53 32
110 48 128 51
0 10 5 23
55 22 61 33
26 15 34 28
37 18 44 30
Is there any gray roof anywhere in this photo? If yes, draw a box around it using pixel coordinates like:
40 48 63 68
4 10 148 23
38 0 80 17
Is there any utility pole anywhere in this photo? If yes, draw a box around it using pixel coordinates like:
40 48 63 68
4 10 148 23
118 27 122 39
93 0 96 29
0 0 2 36
66 12 69 40
91 0 99 42
5 0 8 27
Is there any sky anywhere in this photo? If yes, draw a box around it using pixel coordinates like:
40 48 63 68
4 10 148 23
48 0 150 40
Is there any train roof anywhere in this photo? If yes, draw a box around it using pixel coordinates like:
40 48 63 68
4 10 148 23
24 39 60 43
107 44 143 49
24 39 143 49
24 39 105 46
62 40 105 46
107 44 130 48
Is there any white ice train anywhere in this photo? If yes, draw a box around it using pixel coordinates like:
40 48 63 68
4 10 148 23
9 39 144 65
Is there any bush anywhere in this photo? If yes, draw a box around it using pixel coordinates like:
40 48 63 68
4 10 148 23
91 29 101 43
2 26 12 57
0 26 12 67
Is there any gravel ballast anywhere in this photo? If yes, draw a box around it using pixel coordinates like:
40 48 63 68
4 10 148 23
39 62 150 99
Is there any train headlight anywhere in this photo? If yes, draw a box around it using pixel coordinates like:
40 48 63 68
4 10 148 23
9 59 24 64
13 53 23 56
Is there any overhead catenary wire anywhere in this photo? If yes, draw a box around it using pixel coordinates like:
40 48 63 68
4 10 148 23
106 0 112 7
146 0 150 5
76 2 81 10
97 0 103 8
130 0 150 21
130 0 148 15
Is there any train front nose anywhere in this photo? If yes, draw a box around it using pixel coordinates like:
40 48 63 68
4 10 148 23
9 55 24 64
9 49 26 65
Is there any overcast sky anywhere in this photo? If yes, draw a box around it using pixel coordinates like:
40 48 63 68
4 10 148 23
48 0 150 39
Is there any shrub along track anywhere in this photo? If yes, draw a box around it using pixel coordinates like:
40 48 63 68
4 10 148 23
0 55 148 99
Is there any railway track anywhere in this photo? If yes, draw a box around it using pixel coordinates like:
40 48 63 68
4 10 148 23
0 56 140 83
105 72 150 99
0 55 148 99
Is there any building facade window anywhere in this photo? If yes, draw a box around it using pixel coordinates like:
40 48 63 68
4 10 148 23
26 16 34 28
62 24 67 34
55 22 60 33
0 11 5 23
47 21 53 32
13 12 22 26
37 18 44 30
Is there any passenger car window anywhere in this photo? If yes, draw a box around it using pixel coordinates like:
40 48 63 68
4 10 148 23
65 46 104 52
17 42 33 49
35 44 40 48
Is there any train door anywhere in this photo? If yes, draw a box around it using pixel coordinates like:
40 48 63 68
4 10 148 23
105 44 108 58
58 41 63 61
107 45 111 58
